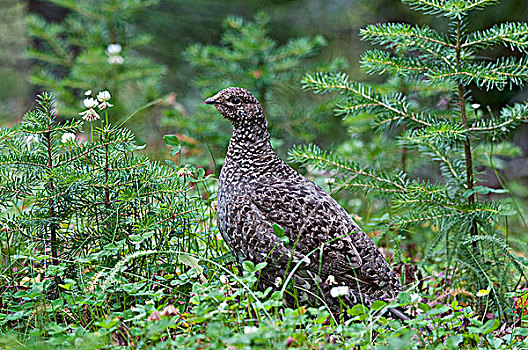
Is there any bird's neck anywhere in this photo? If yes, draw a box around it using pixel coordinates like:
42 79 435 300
227 119 274 161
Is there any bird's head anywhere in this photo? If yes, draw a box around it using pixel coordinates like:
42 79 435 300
204 87 264 126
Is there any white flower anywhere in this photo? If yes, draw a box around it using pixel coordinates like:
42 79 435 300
84 90 92 96
330 285 349 298
274 276 282 287
96 91 113 109
219 275 228 284
108 55 124 65
244 326 258 335
219 301 228 313
79 108 100 122
471 103 481 109
97 91 111 102
107 44 122 55
98 102 113 110
145 299 155 305
61 133 76 143
106 43 124 66
83 98 98 109
410 293 422 303
177 167 192 177
324 178 336 185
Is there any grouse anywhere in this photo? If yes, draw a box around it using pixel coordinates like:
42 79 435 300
205 87 405 319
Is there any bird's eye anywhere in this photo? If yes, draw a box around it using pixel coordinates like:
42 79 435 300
230 97 242 105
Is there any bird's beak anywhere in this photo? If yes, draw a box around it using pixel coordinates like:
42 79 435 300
204 97 216 105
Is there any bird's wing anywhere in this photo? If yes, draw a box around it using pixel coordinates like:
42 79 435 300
217 197 309 269
217 197 324 292
250 171 402 300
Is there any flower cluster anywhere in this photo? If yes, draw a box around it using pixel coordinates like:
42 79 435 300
330 285 349 298
96 90 113 109
244 326 258 335
79 90 113 121
147 304 178 322
106 43 124 65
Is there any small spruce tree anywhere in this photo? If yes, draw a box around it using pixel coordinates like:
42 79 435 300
292 0 528 316
0 91 214 331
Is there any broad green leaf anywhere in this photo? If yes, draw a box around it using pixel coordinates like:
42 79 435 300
243 260 255 272
272 223 285 238
170 145 182 156
178 253 206 283
163 134 180 146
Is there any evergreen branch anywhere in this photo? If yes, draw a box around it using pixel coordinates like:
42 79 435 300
428 56 528 90
403 0 499 19
401 132 461 180
0 161 47 169
20 122 83 135
457 0 500 13
404 122 467 143
87 176 180 190
271 36 326 63
138 189 187 197
26 14 72 67
107 161 151 172
54 138 132 168
395 181 459 209
361 23 454 49
375 111 435 128
361 50 429 76
48 0 100 18
27 48 70 67
463 22 528 52
361 23 455 68
152 207 200 227
302 72 437 127
289 144 407 192
402 0 447 17
396 212 458 226
336 182 405 194
469 102 528 133
463 235 526 278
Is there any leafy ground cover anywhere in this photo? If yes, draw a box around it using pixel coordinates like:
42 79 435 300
0 88 526 350
1 0 528 348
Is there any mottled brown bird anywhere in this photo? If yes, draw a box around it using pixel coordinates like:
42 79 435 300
205 87 406 319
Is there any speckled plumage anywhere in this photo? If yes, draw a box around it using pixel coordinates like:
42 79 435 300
206 87 404 316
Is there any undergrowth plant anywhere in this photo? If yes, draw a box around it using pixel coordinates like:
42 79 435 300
0 92 219 345
0 91 526 350
292 0 528 317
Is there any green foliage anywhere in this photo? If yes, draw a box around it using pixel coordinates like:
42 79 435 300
2 1 528 346
26 0 165 121
0 92 221 346
1 83 527 350
294 0 528 316
402 0 501 19
163 12 347 171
